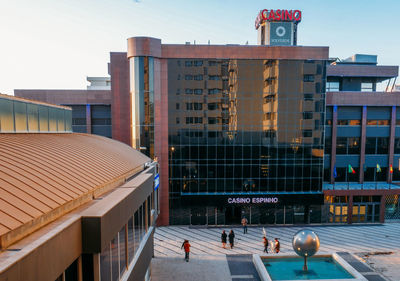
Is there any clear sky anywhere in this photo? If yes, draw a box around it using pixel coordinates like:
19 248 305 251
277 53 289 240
1 0 399 94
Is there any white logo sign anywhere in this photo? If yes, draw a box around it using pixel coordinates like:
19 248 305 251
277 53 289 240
276 26 286 37
227 197 279 204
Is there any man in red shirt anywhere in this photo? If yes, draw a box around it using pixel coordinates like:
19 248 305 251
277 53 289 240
181 240 191 262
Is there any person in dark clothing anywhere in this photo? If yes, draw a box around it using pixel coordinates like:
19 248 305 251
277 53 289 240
181 240 191 262
263 236 269 253
274 238 280 253
221 230 227 248
228 230 235 249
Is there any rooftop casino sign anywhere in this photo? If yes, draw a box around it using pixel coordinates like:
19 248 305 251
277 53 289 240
255 9 302 29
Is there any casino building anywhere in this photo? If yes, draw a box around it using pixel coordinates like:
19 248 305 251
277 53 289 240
15 9 400 226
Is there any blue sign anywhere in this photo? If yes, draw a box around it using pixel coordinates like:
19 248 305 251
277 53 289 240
154 174 160 190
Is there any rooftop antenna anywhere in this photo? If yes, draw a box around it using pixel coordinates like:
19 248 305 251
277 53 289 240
208 40 210 45
245 41 248 45
194 40 196 45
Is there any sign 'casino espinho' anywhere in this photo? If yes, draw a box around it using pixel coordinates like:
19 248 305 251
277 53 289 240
255 9 302 29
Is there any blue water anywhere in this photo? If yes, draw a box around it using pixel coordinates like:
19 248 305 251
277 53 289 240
262 257 354 280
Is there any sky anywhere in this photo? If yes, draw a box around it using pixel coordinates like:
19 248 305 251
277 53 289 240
1 0 399 94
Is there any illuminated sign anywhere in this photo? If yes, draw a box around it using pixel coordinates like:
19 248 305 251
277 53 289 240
227 197 279 204
255 9 302 29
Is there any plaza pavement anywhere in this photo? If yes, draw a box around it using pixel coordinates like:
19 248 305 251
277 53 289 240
151 223 400 281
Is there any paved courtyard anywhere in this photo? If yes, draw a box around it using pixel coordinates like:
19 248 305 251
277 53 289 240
152 223 400 281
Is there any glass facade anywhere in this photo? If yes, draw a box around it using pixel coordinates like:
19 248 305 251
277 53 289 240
129 56 155 158
99 193 156 281
168 59 326 224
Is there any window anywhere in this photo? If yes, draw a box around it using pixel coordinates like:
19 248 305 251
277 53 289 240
194 75 203 81
208 88 221 95
347 137 361 154
326 81 340 91
303 75 314 82
377 138 389 154
72 118 86 125
361 82 373 92
336 137 347 154
208 117 219 124
185 88 193 95
194 60 203 66
325 138 331 154
394 138 400 154
186 103 202 110
185 75 193 80
366 137 389 154
302 130 312 137
326 119 332 125
208 61 217 66
176 103 180 110
367 120 389 125
314 120 320 130
208 75 221 80
336 137 361 154
176 88 180 95
304 93 313 101
337 120 361 125
185 61 193 67
303 112 313 119
186 117 203 124
208 103 218 110
194 89 203 95
177 74 181 80
176 117 180 124
194 103 202 110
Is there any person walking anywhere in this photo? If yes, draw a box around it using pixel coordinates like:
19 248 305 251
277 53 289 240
228 230 235 249
181 239 191 262
274 238 280 253
221 230 227 249
241 217 248 234
263 236 269 253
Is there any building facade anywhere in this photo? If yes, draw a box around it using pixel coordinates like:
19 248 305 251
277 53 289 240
14 14 400 226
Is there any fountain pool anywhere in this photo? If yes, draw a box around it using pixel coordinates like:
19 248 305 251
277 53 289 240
253 253 367 281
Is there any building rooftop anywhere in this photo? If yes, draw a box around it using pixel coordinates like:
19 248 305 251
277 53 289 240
0 133 150 248
0 93 70 110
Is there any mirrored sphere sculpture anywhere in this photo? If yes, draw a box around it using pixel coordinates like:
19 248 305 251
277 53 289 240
292 229 320 270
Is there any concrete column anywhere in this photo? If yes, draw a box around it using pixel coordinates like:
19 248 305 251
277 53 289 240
388 106 396 183
86 104 92 134
347 195 353 224
359 106 367 183
330 105 337 184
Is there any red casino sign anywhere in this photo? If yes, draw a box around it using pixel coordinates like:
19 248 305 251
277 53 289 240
255 9 302 29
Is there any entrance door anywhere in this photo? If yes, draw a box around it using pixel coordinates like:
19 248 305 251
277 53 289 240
191 207 207 225
225 206 242 224
353 203 380 223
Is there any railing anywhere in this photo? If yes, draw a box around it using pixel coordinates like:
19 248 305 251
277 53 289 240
323 182 400 190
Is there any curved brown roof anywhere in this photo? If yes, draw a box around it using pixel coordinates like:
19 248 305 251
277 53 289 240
0 133 150 248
